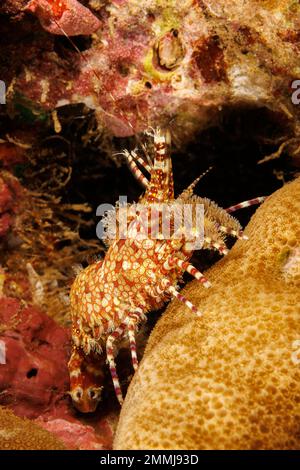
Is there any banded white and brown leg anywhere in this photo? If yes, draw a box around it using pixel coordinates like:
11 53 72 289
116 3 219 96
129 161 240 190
148 278 202 317
216 224 248 240
215 197 267 239
106 323 128 405
131 150 152 174
106 311 144 404
123 149 150 188
167 283 202 317
127 309 146 372
163 256 211 288
193 196 248 241
203 237 229 256
225 196 266 214
127 319 139 371
173 224 229 257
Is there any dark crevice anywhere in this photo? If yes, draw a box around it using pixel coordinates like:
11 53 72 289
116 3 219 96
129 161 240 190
26 368 38 379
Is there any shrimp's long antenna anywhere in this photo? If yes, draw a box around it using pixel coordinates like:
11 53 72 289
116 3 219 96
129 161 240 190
179 166 213 200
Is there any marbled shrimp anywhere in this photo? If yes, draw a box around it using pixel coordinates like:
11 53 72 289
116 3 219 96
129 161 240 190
68 128 265 411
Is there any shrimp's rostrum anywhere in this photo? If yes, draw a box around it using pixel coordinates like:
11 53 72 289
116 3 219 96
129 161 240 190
68 128 264 410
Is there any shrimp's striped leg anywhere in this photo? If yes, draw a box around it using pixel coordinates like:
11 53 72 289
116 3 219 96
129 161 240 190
127 320 138 371
163 256 211 288
178 230 229 257
217 225 249 240
106 323 127 405
167 284 202 317
145 275 201 316
203 237 229 256
131 150 152 174
123 150 149 188
226 196 266 214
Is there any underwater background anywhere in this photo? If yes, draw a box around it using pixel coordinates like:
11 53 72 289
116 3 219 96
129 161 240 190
0 0 299 450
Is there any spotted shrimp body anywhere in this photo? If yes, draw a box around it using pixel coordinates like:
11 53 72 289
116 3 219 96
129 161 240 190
68 129 265 410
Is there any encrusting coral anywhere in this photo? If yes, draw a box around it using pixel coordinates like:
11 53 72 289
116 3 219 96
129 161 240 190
0 406 65 450
114 177 300 450
3 0 300 145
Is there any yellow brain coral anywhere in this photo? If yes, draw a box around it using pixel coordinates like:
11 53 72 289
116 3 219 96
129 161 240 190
114 178 300 450
0 408 65 450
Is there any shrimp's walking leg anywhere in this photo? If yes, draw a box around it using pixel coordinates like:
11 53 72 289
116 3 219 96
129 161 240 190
123 150 150 188
106 311 143 404
106 323 127 404
127 320 139 371
163 256 211 288
167 284 202 317
147 278 202 317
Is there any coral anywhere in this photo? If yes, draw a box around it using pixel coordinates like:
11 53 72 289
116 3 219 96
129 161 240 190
0 0 299 452
0 407 65 450
114 177 300 450
1 0 298 143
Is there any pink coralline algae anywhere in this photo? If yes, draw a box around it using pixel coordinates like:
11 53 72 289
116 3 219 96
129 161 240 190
25 0 101 36
0 297 70 418
35 416 115 450
9 0 300 139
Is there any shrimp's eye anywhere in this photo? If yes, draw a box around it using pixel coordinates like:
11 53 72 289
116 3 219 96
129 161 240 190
72 387 83 402
88 387 102 401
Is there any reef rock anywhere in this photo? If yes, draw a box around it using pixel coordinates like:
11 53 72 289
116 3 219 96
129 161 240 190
0 297 70 418
4 0 299 140
114 177 300 450
0 171 23 239
25 0 101 36
0 144 26 169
